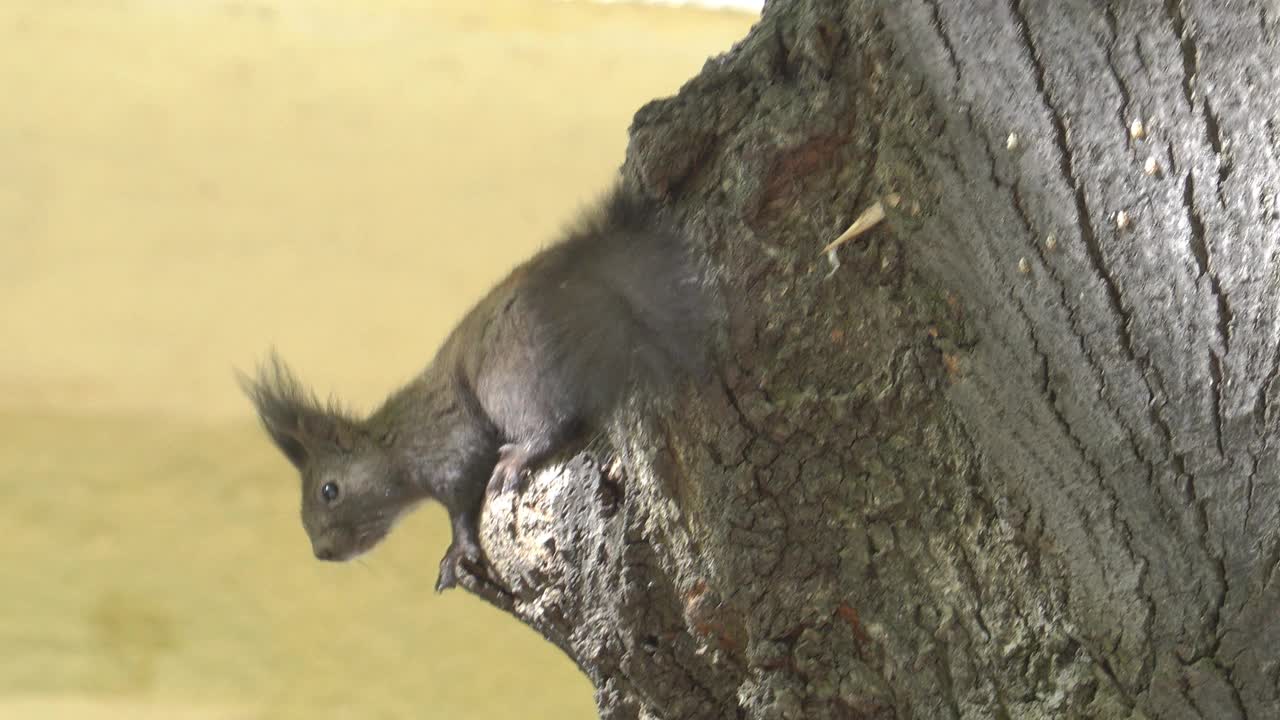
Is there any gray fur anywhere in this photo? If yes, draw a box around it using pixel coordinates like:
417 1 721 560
240 184 707 590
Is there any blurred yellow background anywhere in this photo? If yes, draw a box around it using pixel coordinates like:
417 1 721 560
0 1 754 718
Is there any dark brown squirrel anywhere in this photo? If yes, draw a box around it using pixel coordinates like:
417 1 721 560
239 183 709 591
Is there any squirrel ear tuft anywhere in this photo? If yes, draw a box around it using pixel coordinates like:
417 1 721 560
237 351 357 469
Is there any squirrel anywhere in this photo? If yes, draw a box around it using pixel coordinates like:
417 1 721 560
239 183 708 591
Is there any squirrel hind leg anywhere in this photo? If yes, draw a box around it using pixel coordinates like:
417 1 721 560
487 442 544 495
486 423 575 495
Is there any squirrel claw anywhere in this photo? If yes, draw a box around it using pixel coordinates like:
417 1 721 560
488 443 532 495
435 564 458 593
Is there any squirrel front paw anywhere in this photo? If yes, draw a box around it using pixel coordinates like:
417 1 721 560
435 537 484 593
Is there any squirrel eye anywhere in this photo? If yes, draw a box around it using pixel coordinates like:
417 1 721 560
321 482 340 503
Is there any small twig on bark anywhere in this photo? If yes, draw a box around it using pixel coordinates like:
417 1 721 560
822 194 897 255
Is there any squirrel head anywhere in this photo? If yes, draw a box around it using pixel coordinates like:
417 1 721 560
238 353 421 562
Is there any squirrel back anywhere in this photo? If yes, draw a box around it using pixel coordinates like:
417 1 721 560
535 184 709 395
438 183 710 427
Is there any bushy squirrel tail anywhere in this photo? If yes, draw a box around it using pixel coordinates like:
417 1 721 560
572 182 712 388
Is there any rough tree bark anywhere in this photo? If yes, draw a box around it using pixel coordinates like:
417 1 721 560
460 1 1280 718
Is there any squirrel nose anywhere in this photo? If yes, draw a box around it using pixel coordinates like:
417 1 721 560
313 543 338 561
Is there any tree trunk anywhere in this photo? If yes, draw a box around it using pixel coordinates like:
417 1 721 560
461 1 1280 717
